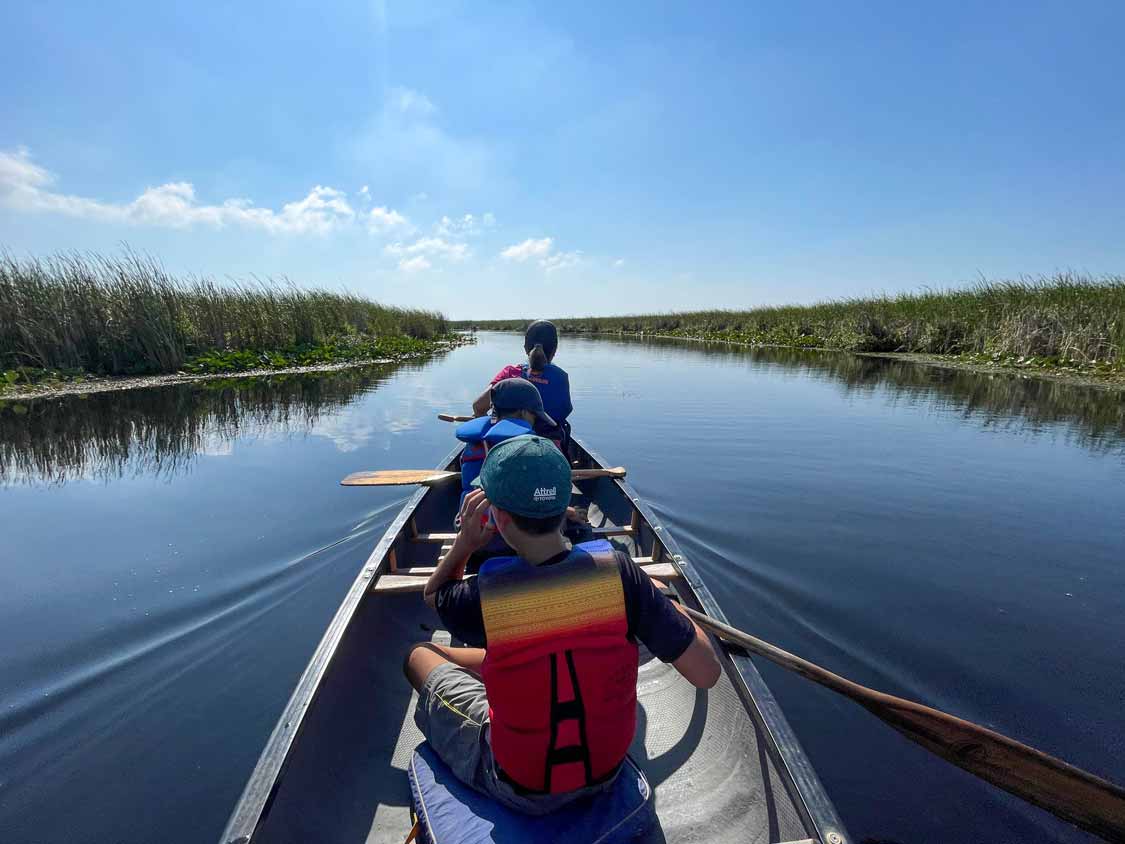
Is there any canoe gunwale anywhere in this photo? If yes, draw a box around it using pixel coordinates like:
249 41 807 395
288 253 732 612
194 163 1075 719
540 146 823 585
572 436 850 844
221 436 849 844
218 443 464 844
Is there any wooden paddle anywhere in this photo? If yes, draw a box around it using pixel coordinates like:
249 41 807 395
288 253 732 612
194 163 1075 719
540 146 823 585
684 606 1125 842
340 466 627 487
437 413 474 422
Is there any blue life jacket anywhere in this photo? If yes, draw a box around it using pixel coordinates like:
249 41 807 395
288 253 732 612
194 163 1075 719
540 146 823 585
520 363 572 430
455 416 534 499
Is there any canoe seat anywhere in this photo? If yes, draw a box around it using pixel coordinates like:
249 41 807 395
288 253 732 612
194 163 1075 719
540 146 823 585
408 742 654 844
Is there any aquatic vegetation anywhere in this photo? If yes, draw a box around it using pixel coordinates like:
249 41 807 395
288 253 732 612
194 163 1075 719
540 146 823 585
461 274 1125 374
0 250 451 379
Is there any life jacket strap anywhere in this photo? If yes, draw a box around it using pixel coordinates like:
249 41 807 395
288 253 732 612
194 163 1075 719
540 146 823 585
544 649 593 791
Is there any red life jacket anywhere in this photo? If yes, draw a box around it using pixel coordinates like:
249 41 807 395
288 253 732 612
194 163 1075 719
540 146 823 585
478 541 638 794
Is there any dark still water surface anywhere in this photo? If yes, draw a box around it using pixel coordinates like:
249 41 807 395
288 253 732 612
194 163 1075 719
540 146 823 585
1 333 1123 844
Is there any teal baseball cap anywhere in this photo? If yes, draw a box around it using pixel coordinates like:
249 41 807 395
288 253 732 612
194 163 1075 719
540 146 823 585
472 434 571 518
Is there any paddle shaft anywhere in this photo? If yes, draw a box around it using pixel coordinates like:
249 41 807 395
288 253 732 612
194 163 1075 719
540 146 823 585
341 466 627 486
684 607 1125 842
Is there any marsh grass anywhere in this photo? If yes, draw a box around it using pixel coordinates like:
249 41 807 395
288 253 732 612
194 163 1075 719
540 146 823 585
463 274 1125 371
0 250 449 378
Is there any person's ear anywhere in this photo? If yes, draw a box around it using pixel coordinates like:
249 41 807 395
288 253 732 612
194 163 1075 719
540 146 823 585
492 507 513 532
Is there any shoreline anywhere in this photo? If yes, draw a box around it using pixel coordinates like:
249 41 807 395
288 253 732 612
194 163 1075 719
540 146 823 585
0 341 463 403
563 330 1125 391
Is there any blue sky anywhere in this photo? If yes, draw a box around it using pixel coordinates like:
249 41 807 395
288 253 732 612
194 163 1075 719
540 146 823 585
2 1 1123 319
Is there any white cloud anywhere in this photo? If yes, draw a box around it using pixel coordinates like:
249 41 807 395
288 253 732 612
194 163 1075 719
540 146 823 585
388 87 436 116
368 205 410 233
541 250 583 273
385 236 469 262
500 236 583 273
434 211 497 238
398 255 431 273
0 147 359 235
500 237 553 262
614 258 625 267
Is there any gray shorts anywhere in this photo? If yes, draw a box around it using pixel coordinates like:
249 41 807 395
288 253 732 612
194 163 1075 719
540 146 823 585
414 661 617 816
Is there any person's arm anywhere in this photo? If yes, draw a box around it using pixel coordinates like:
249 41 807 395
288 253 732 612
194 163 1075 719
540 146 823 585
471 388 491 418
423 489 494 609
620 555 720 689
669 604 721 689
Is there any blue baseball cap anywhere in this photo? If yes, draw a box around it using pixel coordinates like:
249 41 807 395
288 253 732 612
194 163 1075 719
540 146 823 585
472 434 571 518
490 377 556 428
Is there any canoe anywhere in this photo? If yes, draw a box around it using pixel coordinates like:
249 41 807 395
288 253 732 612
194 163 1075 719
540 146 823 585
220 436 850 844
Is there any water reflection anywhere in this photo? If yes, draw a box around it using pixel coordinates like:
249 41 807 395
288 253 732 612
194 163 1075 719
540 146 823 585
2 340 1121 488
0 362 422 486
592 335 1125 453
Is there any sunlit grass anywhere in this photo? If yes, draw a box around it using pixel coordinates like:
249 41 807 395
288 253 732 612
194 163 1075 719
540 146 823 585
461 274 1125 370
0 250 449 377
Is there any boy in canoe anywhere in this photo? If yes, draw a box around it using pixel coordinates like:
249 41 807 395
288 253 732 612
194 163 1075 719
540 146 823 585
471 320 572 446
405 435 720 814
456 377 562 497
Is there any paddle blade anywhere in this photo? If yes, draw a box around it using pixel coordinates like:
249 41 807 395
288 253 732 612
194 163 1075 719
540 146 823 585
340 470 460 487
437 413 474 423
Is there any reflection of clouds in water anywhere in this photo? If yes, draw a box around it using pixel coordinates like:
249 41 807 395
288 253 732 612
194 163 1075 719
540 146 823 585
310 411 381 453
307 406 420 453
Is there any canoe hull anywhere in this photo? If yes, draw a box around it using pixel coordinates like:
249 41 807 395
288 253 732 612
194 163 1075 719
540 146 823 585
220 437 848 844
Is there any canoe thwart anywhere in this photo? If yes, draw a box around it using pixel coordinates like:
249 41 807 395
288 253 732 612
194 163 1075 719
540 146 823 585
413 525 635 544
374 561 679 592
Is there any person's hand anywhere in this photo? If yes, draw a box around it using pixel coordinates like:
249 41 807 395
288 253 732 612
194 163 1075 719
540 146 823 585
566 506 588 524
453 489 496 554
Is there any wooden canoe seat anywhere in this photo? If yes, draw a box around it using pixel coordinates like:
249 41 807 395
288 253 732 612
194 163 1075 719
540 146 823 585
373 561 679 593
412 525 635 544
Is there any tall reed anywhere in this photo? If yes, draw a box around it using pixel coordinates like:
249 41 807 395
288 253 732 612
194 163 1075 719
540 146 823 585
460 274 1124 367
0 251 448 375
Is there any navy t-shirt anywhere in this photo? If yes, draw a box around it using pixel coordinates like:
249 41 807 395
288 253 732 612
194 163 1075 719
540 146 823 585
434 549 695 663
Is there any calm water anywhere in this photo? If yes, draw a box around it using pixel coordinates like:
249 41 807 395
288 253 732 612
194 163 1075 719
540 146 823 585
1 333 1123 844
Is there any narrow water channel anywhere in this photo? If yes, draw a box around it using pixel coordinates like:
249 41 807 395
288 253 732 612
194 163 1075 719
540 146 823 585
1 333 1122 844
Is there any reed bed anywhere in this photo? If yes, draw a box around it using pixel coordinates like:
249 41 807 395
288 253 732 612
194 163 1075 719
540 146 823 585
462 275 1125 371
0 251 449 376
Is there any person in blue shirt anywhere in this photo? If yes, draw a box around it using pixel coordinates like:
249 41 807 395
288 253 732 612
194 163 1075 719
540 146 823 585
472 321 572 445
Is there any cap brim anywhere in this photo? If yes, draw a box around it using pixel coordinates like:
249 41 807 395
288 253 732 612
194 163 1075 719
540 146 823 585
535 409 557 428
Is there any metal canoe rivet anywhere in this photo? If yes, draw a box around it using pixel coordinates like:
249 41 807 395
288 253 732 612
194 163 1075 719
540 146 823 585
828 832 844 844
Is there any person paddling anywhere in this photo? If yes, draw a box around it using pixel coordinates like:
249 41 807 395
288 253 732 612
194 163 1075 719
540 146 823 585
405 435 720 814
472 320 572 445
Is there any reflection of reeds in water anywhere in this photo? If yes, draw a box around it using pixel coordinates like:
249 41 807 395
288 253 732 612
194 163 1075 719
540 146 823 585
587 335 1125 454
2 340 1121 487
0 363 416 486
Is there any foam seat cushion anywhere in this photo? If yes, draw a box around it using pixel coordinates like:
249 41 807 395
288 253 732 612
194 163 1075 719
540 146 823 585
408 743 654 844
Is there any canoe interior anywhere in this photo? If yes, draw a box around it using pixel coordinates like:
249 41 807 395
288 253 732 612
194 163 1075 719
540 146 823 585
223 438 846 844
